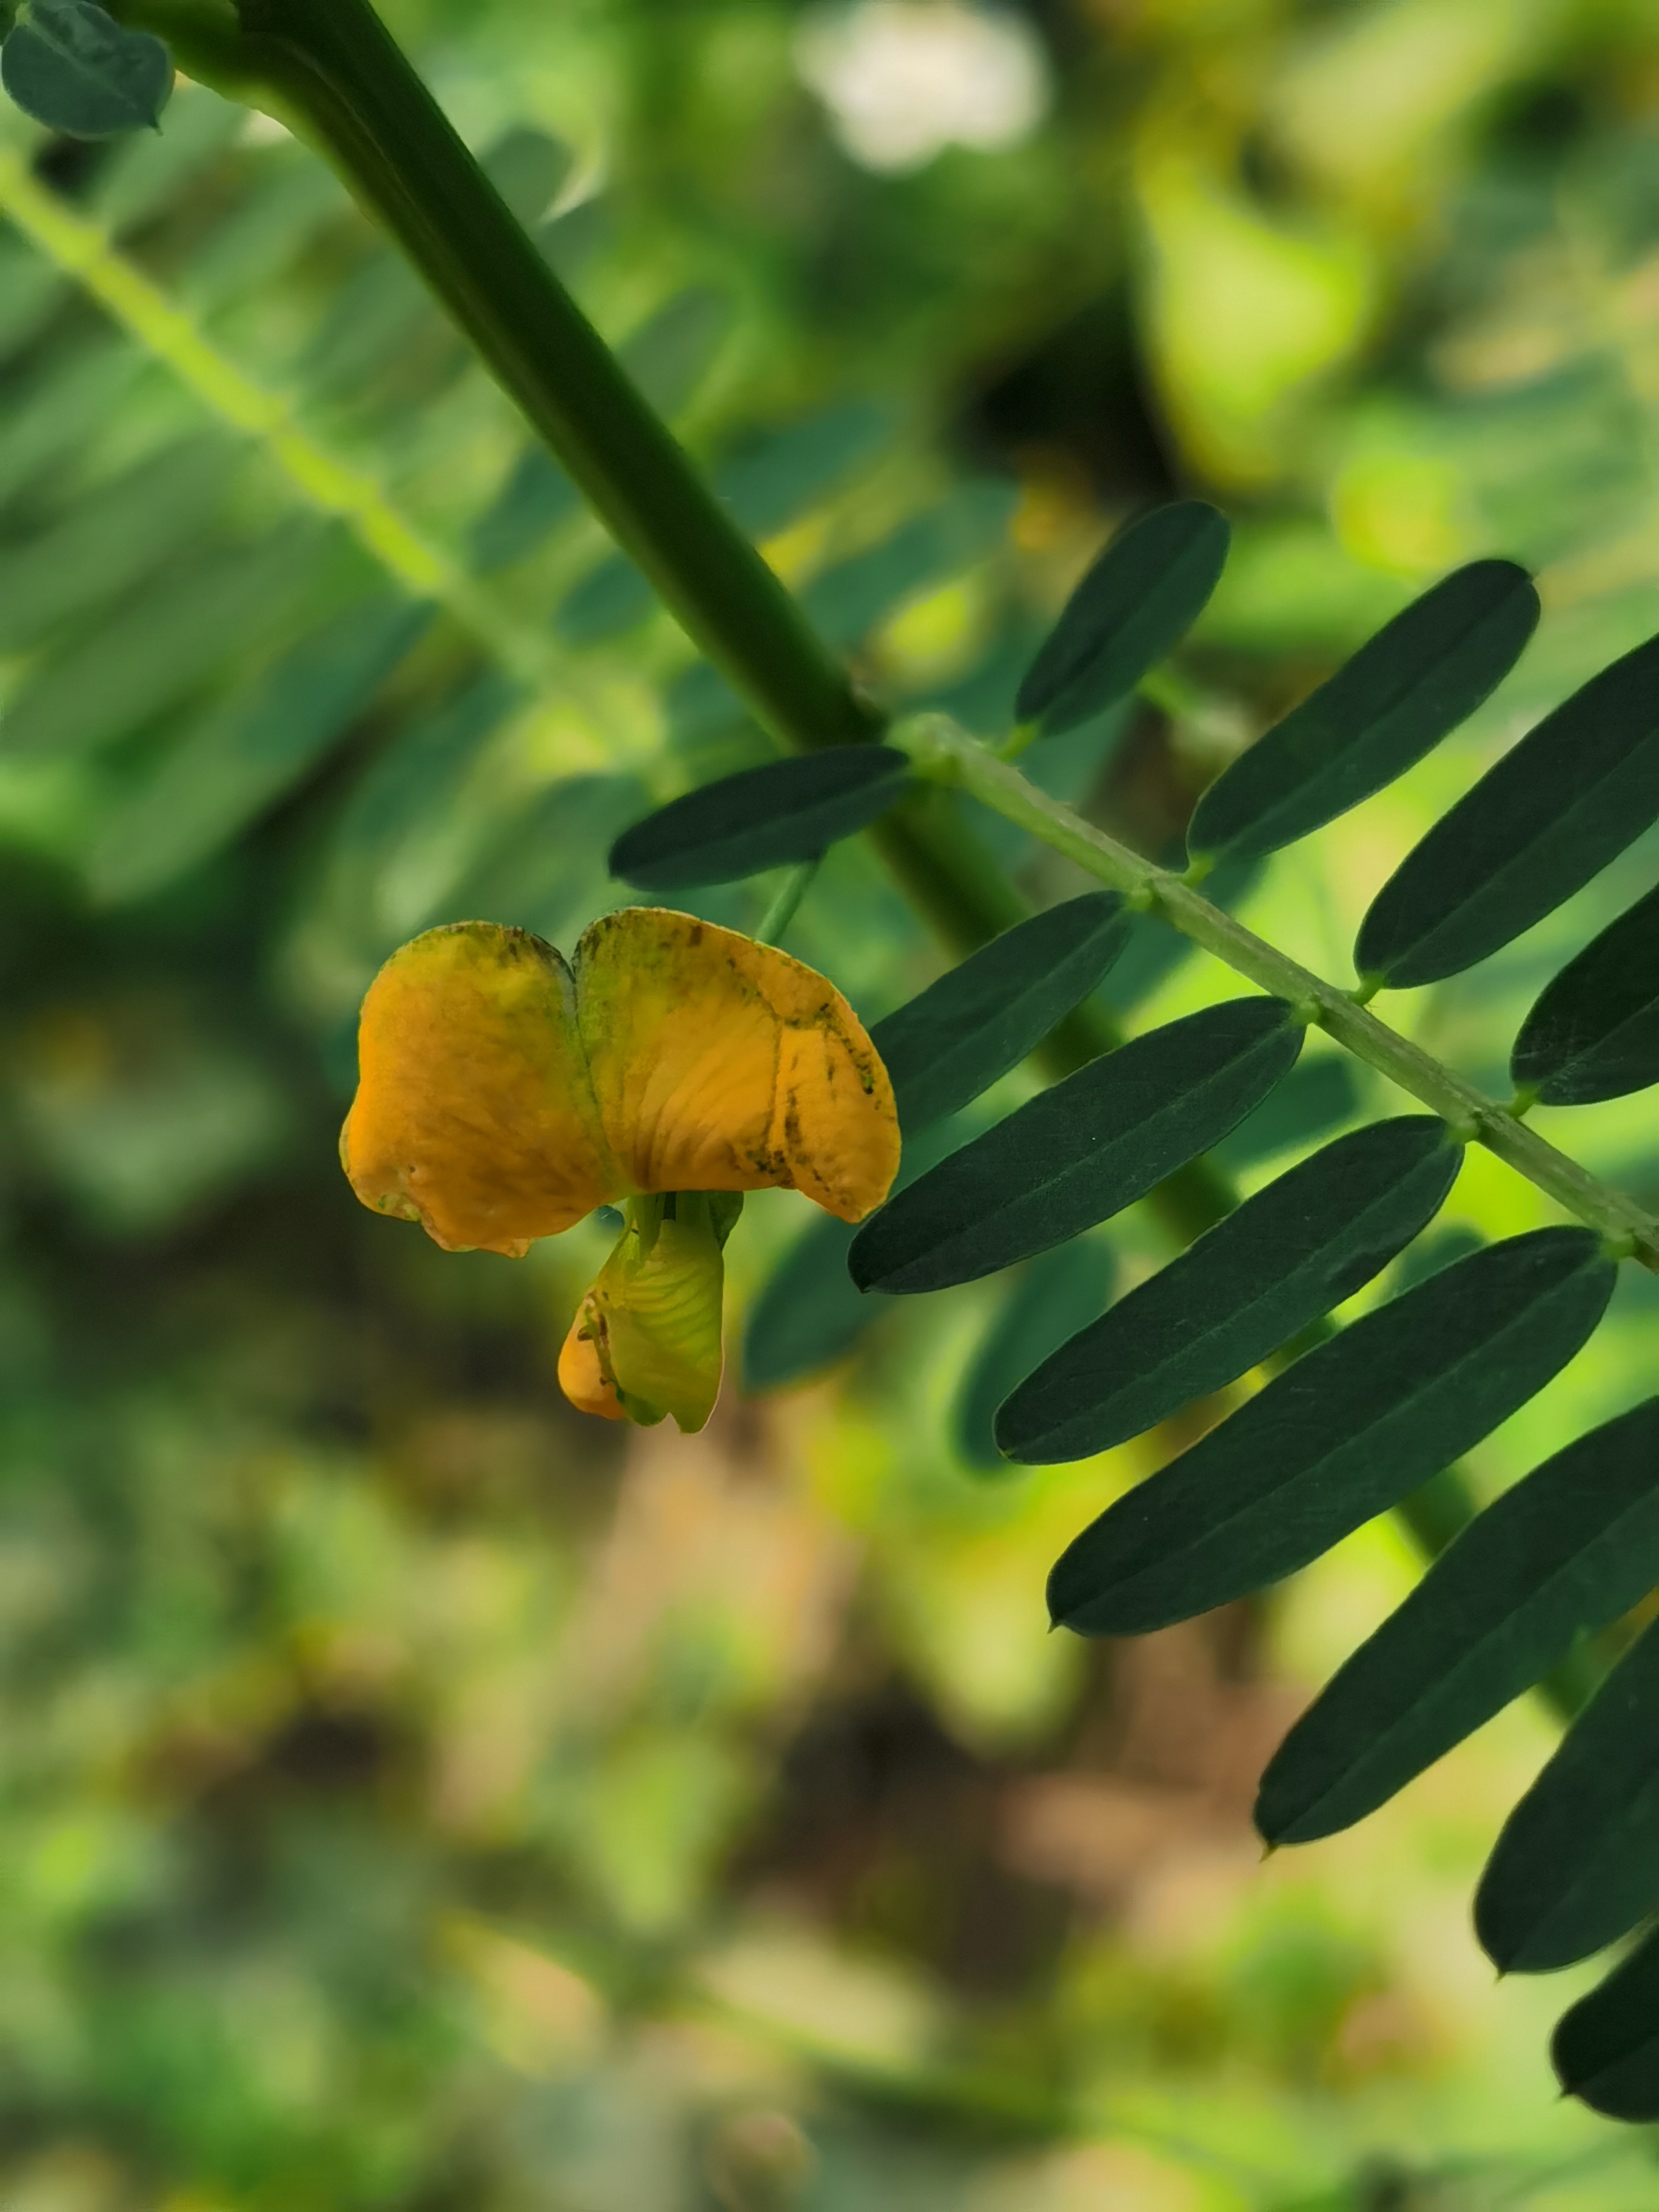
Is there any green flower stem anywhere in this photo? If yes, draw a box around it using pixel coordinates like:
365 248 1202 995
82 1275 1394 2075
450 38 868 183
899 713 1659 1271
754 857 820 948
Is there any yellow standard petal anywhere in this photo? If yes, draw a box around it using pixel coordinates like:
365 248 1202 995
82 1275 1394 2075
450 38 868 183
574 908 900 1222
341 922 620 1256
557 1193 734 1432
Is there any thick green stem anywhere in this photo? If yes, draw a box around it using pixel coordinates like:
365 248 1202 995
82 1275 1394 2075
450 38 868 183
905 716 1659 1270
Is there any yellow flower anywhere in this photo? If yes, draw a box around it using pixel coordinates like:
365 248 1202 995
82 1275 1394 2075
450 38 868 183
340 907 900 1430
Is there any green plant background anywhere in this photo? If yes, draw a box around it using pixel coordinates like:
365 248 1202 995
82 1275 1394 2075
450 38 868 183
3 0 1659 2204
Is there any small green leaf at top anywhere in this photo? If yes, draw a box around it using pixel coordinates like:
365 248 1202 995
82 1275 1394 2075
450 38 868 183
1047 1227 1615 1638
999 1116 1461 1466
1256 1396 1659 1847
1014 502 1230 739
871 891 1129 1134
1553 1923 1659 2121
2 0 172 136
1475 1617 1659 1975
608 745 911 891
1187 559 1538 865
1510 878 1659 1104
850 996 1303 1295
1355 629 1659 988
953 1238 1116 1473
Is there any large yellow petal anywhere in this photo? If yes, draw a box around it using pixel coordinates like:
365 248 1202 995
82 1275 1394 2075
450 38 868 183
574 908 900 1222
342 922 619 1256
557 1193 729 1432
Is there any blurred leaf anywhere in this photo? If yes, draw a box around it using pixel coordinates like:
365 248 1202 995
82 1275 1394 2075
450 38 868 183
447 773 647 940
1258 1398 1659 1847
1000 1117 1460 1466
870 891 1129 1134
1047 1228 1615 1637
1553 1924 1659 2121
470 446 578 572
953 1237 1116 1473
620 286 731 417
1356 631 1659 988
609 748 912 891
2 518 335 760
850 997 1303 1294
1476 1618 1659 1974
741 1210 871 1393
801 482 1016 647
0 435 230 655
89 81 243 229
0 334 141 506
716 401 891 537
85 593 429 902
1511 879 1659 1104
555 554 655 644
1 0 172 137
1210 1051 1360 1171
1188 560 1539 864
1015 503 1230 739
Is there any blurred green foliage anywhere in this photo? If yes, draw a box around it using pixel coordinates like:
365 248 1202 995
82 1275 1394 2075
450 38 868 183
4 0 1659 2204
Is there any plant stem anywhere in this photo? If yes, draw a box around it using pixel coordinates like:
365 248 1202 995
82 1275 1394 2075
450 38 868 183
900 714 1659 1270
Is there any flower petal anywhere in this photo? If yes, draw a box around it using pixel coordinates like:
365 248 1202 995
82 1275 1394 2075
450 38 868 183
342 922 618 1256
574 908 900 1222
557 1299 628 1420
560 1194 729 1431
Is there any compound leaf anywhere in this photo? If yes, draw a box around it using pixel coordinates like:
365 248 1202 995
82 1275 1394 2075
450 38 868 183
1476 1618 1659 1974
870 891 1129 1134
1015 502 1229 739
1553 1925 1659 2121
1047 1228 1615 1637
850 996 1303 1295
1188 560 1538 863
953 1238 1116 1473
1511 879 1659 1104
1258 1397 1659 1846
1000 1116 1461 1466
1356 631 1659 988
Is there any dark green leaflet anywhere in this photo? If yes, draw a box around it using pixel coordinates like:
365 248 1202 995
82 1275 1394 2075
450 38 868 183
1511 880 1659 1104
870 892 1130 1134
850 996 1303 1295
1187 560 1538 863
953 1239 1117 1474
1256 1398 1659 1846
2 0 172 137
1047 1228 1615 1638
999 1117 1461 1467
1355 631 1659 988
1014 502 1230 738
1475 1620 1659 1973
1552 1925 1659 2121
608 747 912 891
